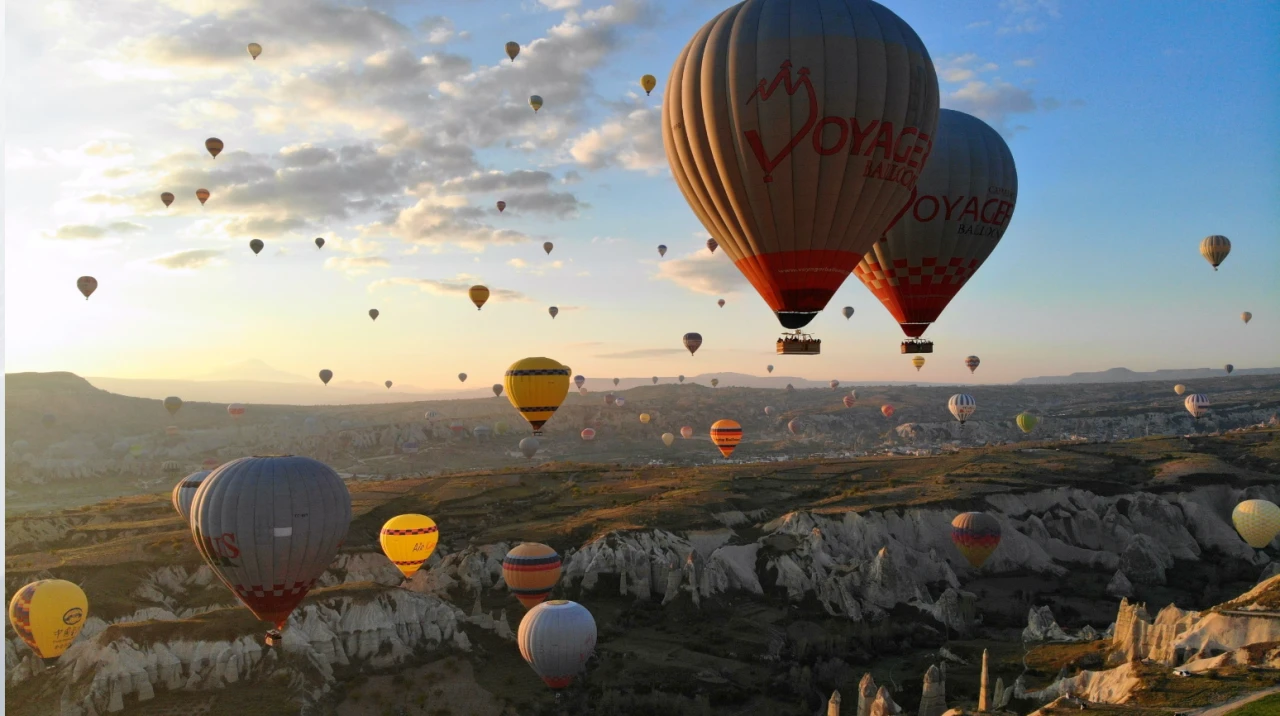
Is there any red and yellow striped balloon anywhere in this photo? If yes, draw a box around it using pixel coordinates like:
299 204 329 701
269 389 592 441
710 419 742 458
503 543 562 609
950 512 1001 568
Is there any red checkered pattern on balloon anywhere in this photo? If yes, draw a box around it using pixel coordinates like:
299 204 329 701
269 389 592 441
854 257 979 289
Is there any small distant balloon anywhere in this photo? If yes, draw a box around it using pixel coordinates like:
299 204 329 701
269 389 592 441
640 74 657 95
493 383 503 397
766 365 774 373
385 380 393 389
315 237 325 249
1224 364 1234 374
505 41 520 62
678 375 685 384
319 369 333 385
652 376 659 384
912 356 925 372
227 403 245 420
458 373 468 383
529 95 543 113
548 306 559 319
249 239 264 255
1016 412 1039 433
965 356 981 374
1174 384 1187 396
710 419 742 457
196 189 210 205
829 380 840 390
161 192 175 207
706 238 718 254
951 512 1002 568
842 307 854 320
369 309 379 321
787 418 801 435
948 394 977 425
77 276 98 300
574 375 585 389
639 413 651 424
519 436 540 459
680 426 693 439
717 299 725 308
163 396 183 417
710 378 719 388
581 428 595 441
1233 500 1280 549
1242 312 1252 324
205 138 223 158
657 244 667 257
662 432 675 446
469 285 490 310
1185 394 1210 419
543 242 554 255
881 405 895 419
764 406 775 416
497 201 506 213
683 332 703 356
842 396 855 408
247 43 262 60
613 378 620 387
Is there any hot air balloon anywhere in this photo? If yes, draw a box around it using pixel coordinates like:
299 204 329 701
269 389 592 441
1016 412 1039 433
764 406 775 416
505 41 520 62
639 413 652 424
504 543 561 609
171 470 212 523
785 383 794 392
8 580 89 666
881 405 895 418
1200 235 1230 270
1242 312 1252 324
385 380 393 389
855 110 1014 353
458 373 467 383
683 332 703 356
1224 364 1234 374
665 2 939 338
710 379 719 388
615 397 627 407
364 309 378 322
706 238 717 254
680 426 693 439
843 396 855 408
190 456 350 646
581 428 596 441
380 514 438 579
163 396 183 416
548 306 559 319
849 389 858 401
529 95 543 113
658 244 667 257
505 357 570 434
77 276 97 300
518 600 596 689
711 419 742 457
1185 394 1210 419
205 138 223 158
829 380 840 390
912 356 925 372
1233 500 1280 549
162 460 182 473
161 192 175 207
249 239 264 254
640 74 657 95
948 394 976 425
717 299 725 308
662 432 675 447
543 242 554 255
496 200 507 213
319 369 333 385
1174 384 1187 396
519 437 540 458
247 43 262 60
574 375 585 389
578 388 588 396
842 307 854 320
315 237 324 249
196 188 210 205
767 365 774 373
227 403 245 420
613 378 621 387
604 393 616 406
652 376 659 384
469 285 490 310
951 512 1001 568
787 418 801 435
679 375 686 384
965 356 981 374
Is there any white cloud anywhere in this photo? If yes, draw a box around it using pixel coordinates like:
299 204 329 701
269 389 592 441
1014 58 1037 68
652 250 746 296
150 248 223 270
568 105 664 172
46 221 147 240
324 256 391 275
944 80 1038 134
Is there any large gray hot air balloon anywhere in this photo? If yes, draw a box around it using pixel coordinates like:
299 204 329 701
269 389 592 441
663 0 940 331
518 600 597 689
190 456 351 646
519 437 540 458
171 470 211 523
855 109 1017 344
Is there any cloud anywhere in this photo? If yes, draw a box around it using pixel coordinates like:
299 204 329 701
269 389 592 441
568 105 665 172
47 221 147 240
652 250 747 296
418 15 464 45
1014 58 1037 68
944 80 1038 134
324 256 391 275
368 276 528 302
595 348 686 359
150 249 223 270
938 54 1000 85
996 0 1061 34
438 170 585 219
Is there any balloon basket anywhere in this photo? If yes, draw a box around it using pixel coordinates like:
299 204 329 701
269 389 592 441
900 339 933 354
265 630 283 648
777 331 820 355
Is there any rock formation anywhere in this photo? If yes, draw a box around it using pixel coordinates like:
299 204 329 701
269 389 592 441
918 664 945 716
870 686 902 716
858 673 878 716
978 649 990 711
828 690 842 716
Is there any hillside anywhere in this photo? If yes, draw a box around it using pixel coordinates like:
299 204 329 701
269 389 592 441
1018 367 1280 385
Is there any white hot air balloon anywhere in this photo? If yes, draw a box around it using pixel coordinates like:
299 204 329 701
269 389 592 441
518 600 597 689
1184 394 1210 419
948 394 976 426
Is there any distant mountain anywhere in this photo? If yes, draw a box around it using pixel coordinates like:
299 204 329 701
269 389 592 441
607 373 949 390
82 376 491 406
1017 366 1280 385
189 359 312 383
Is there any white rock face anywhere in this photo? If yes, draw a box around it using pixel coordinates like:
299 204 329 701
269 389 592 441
1023 606 1074 643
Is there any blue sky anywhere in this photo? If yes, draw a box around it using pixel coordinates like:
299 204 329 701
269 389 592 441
4 0 1277 390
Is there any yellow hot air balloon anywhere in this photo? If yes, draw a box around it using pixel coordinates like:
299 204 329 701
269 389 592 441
380 514 439 579
1174 384 1187 395
1233 500 1280 549
640 74 657 95
469 285 490 310
1242 312 1252 325
1016 412 1039 434
505 41 520 62
662 432 675 446
505 357 570 434
710 419 742 458
911 356 925 371
8 579 88 664
205 137 223 158
247 43 262 60
196 188 210 205
529 95 543 113
639 413 652 424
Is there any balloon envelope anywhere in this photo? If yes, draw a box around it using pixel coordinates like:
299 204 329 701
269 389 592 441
190 456 351 632
77 276 98 299
380 514 439 579
574 375 585 389
518 600 596 689
662 433 675 446
171 470 212 523
506 358 570 434
543 242 554 255
639 413 652 424
710 419 742 457
581 428 595 441
881 404 895 418
641 74 657 95
1233 500 1280 549
505 41 520 61
842 307 854 319
368 309 379 321
164 396 183 416
315 237 325 249
519 437 540 458
683 333 703 355
658 244 667 257
459 373 468 383
385 380 393 389
497 201 506 213
855 110 1017 338
1185 394 1210 419
965 356 981 373
1242 312 1252 324
247 43 262 59
529 95 543 112
549 306 558 319
197 189 210 205
1225 364 1234 374
664 0 940 329
1174 384 1186 396
767 365 774 373
205 138 224 158
249 239 264 254
161 192 174 207
1200 234 1230 269
504 543 562 609
948 394 976 424
680 426 693 439
912 356 925 371
951 512 1001 568
227 403 245 419
8 580 89 662
787 418 801 435
1016 412 1039 433
319 369 333 385
493 383 504 397
469 285 490 309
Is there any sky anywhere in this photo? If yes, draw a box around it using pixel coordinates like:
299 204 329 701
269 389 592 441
4 0 1278 392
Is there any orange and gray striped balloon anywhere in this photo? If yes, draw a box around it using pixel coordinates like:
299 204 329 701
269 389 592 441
1200 235 1230 270
710 419 742 457
503 543 562 609
951 511 1001 568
